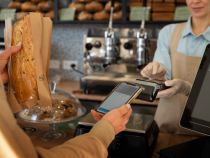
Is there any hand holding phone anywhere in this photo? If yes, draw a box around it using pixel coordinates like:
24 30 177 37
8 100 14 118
96 82 143 114
92 104 132 134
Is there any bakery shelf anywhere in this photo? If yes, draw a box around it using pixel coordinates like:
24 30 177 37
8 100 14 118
54 0 128 24
0 0 187 26
53 0 187 26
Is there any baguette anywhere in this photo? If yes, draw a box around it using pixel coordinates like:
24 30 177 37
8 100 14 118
11 16 38 107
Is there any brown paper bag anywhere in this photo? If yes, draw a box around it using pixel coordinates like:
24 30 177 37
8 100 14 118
7 13 52 112
42 17 52 79
29 13 52 109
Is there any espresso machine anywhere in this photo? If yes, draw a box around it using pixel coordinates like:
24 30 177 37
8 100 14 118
81 1 150 94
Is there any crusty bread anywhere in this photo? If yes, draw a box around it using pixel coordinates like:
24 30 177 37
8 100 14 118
105 1 121 12
93 10 109 21
44 10 54 19
21 2 37 12
85 1 104 12
8 1 21 10
37 1 53 12
69 2 85 12
77 11 92 21
113 11 122 21
11 16 38 106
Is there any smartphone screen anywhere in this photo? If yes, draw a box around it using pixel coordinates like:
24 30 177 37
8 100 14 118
96 82 141 114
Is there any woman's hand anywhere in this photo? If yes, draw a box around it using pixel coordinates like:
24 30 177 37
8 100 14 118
157 79 192 98
0 45 21 83
91 104 132 134
141 61 166 80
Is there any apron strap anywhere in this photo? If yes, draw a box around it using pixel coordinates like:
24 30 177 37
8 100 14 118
169 23 186 79
169 23 186 55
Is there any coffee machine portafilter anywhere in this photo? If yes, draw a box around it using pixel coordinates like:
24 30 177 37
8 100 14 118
104 0 120 66
104 28 120 65
136 19 149 68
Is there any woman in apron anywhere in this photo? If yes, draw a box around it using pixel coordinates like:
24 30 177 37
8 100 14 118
141 0 210 158
141 0 210 133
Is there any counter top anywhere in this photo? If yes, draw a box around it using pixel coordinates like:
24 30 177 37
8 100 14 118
57 80 159 106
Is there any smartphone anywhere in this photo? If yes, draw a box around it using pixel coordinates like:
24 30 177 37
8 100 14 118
96 82 143 114
136 78 168 101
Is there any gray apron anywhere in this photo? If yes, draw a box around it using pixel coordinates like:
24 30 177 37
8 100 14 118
154 23 201 134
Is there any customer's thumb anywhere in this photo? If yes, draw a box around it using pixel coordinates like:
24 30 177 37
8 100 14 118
118 104 131 115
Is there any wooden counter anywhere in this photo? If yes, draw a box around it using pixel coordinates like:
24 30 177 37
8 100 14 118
57 80 159 106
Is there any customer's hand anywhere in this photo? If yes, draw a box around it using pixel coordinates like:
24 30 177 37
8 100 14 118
141 61 166 80
0 45 21 83
157 79 192 98
91 104 132 134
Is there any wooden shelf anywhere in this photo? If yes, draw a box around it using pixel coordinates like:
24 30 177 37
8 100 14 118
53 20 186 27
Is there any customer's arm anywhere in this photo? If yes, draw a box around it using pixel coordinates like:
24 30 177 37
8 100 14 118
37 120 114 158
37 104 131 158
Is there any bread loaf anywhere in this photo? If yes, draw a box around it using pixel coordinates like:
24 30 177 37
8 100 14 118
78 11 92 21
21 2 37 12
11 16 38 106
93 11 109 21
113 11 122 21
68 2 85 12
37 1 53 12
8 1 21 10
44 10 54 19
85 1 104 12
105 1 121 12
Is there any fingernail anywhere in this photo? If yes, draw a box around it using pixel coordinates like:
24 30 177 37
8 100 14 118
16 42 22 47
165 81 169 86
126 104 131 109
